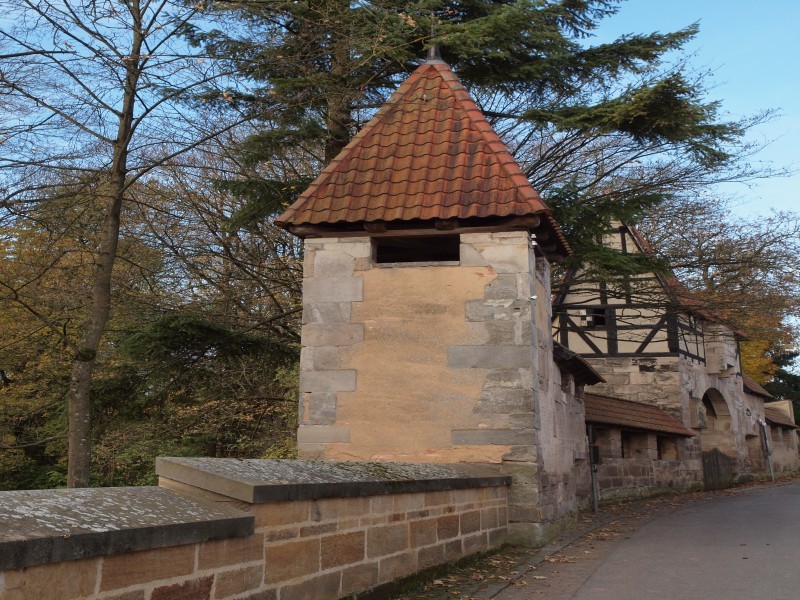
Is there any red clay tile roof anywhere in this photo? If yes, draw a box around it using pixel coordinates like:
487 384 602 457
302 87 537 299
764 406 798 429
275 57 566 251
585 393 696 437
742 375 772 399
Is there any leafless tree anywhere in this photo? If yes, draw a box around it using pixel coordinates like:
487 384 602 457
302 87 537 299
0 0 246 486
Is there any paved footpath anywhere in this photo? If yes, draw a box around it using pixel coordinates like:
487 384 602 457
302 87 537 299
393 477 800 600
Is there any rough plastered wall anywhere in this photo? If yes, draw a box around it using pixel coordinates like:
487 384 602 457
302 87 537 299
297 230 585 544
522 253 588 541
298 231 534 463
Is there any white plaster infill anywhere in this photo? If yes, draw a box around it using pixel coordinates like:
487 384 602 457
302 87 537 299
0 486 253 571
156 457 511 504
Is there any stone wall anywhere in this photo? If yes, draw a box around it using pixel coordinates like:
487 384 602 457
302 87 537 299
522 255 588 541
763 401 800 473
297 232 538 464
580 356 683 415
0 460 510 600
576 429 701 502
681 351 762 476
578 355 702 471
582 340 771 478
768 428 799 473
296 231 587 544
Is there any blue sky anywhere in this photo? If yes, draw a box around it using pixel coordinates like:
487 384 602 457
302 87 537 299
593 0 799 217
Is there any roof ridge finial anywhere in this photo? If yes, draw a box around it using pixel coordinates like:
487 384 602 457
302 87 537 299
425 45 444 64
425 12 444 64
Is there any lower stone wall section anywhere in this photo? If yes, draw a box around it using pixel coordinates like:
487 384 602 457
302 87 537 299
0 461 510 600
577 456 702 505
251 487 507 600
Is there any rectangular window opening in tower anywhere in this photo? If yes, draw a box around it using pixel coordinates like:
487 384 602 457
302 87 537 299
373 234 460 264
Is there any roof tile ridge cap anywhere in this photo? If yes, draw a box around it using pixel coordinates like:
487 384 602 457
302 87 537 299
429 60 464 85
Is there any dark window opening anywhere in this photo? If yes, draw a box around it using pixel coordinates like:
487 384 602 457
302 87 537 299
592 427 614 459
587 308 608 327
702 396 717 429
621 431 632 458
559 367 572 393
373 235 460 264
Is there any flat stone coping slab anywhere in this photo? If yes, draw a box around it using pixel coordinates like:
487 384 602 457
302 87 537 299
156 458 512 504
0 486 253 571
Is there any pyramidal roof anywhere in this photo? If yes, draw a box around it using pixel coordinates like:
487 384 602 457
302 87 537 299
275 54 568 254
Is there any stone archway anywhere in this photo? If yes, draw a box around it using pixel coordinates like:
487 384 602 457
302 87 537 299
697 388 738 489
697 388 736 456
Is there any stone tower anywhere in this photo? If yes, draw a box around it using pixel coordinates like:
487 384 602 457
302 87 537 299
276 51 589 542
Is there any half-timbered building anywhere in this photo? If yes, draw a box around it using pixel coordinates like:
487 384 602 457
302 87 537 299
553 222 776 480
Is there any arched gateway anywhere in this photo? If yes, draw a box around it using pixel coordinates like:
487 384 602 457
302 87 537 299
698 388 736 455
698 388 736 488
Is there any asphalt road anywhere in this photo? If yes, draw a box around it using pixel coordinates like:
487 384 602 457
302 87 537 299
571 480 800 600
394 479 800 600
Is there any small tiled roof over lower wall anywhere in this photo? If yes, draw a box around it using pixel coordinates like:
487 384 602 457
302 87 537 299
584 393 696 437
764 406 798 429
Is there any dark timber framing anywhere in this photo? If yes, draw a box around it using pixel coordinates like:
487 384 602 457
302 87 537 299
553 223 709 363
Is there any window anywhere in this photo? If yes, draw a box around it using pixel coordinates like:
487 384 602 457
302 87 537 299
657 436 678 460
585 308 608 328
621 431 650 458
373 235 460 264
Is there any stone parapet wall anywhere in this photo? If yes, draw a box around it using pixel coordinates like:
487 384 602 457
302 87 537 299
241 484 507 600
1 459 510 600
577 457 701 504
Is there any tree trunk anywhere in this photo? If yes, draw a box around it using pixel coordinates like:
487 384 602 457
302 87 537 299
66 4 143 487
324 4 354 164
66 179 126 486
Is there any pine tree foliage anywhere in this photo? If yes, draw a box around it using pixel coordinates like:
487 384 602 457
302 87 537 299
764 351 800 422
190 0 769 249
